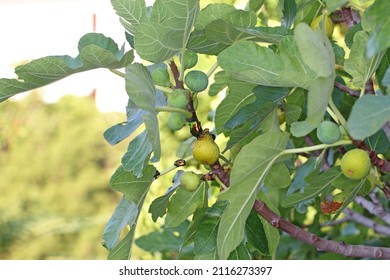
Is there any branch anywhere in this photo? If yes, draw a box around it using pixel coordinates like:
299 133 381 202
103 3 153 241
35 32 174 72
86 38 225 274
340 6 361 28
343 208 390 236
334 82 360 97
169 60 184 89
210 162 390 259
355 195 390 226
253 200 390 259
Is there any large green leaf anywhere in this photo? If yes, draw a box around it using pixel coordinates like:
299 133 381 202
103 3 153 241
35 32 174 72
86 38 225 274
134 0 200 62
107 165 156 259
282 0 297 29
376 49 390 94
294 23 334 78
281 167 342 207
224 86 288 131
121 130 153 177
142 113 161 162
347 95 390 140
257 191 280 257
110 165 156 207
111 0 148 34
215 79 256 135
107 227 136 260
227 242 251 260
102 196 138 251
364 0 390 57
218 37 315 89
331 177 371 221
218 23 335 137
125 63 156 113
103 99 146 145
182 207 207 248
291 76 334 137
195 3 256 30
245 210 269 255
148 171 182 223
205 20 291 45
265 162 291 189
0 33 134 102
165 182 207 228
345 31 385 88
194 201 228 255
217 132 289 260
324 0 348 12
135 221 189 253
188 3 259 55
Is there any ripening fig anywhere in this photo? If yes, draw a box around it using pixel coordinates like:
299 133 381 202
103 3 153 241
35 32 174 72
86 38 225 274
168 89 189 109
152 68 170 87
181 49 198 70
192 129 220 165
341 149 371 180
167 112 186 131
184 70 209 92
316 121 341 144
180 171 201 192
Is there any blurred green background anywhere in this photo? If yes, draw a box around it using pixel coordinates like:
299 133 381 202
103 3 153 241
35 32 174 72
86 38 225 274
0 93 127 259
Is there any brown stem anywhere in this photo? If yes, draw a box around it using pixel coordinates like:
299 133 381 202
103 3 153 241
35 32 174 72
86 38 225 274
334 82 360 97
253 199 390 259
303 136 321 156
365 79 375 95
169 60 184 89
340 7 360 28
353 140 390 173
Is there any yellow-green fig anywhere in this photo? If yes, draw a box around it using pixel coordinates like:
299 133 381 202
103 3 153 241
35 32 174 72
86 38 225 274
192 129 220 165
341 149 371 180
180 171 201 191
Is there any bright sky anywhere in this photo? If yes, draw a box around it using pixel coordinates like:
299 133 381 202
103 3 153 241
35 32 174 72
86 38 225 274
0 0 154 112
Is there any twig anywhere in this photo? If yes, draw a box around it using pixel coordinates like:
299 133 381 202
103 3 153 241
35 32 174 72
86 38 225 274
343 208 390 236
355 195 390 226
253 199 390 259
303 136 321 156
334 82 360 97
340 6 360 28
353 140 390 173
169 60 184 89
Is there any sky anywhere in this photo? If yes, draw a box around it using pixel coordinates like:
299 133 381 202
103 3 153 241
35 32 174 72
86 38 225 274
0 0 154 112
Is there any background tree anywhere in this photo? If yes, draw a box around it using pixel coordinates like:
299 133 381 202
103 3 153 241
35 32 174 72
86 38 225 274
0 0 389 260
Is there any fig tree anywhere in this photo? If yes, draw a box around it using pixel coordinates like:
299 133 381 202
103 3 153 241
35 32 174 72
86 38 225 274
192 129 220 165
316 121 341 144
184 70 208 92
167 112 186 131
341 149 371 180
180 171 201 192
